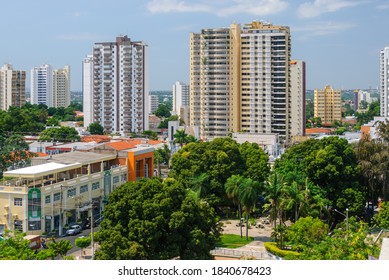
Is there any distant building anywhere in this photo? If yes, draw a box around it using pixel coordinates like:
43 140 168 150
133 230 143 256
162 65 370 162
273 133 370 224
172 81 190 117
84 36 149 135
31 64 53 107
0 64 26 110
53 66 71 108
82 55 94 128
149 95 159 114
380 45 389 117
314 85 342 126
290 60 306 136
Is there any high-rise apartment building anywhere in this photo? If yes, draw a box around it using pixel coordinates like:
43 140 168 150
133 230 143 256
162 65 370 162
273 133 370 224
85 36 149 134
314 85 342 126
149 95 159 114
83 55 94 128
0 64 26 110
53 65 70 108
190 21 291 143
380 45 389 117
172 81 190 115
290 60 306 136
31 64 53 107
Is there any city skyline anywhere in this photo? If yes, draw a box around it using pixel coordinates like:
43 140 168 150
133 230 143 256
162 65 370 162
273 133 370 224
1 0 388 91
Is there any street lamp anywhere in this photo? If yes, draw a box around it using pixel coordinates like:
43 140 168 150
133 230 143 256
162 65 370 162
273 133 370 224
334 208 349 231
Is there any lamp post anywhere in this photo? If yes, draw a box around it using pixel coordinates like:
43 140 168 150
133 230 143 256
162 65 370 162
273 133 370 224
334 208 349 231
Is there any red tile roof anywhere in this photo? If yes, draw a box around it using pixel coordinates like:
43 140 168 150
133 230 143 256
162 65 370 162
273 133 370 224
82 135 111 143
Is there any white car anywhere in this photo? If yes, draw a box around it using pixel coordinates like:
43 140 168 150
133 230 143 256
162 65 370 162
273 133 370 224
65 225 82 236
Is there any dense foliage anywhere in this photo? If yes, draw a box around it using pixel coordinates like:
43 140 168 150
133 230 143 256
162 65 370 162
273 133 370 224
94 177 220 260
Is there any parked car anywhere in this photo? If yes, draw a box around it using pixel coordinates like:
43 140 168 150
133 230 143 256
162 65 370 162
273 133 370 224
65 225 82 236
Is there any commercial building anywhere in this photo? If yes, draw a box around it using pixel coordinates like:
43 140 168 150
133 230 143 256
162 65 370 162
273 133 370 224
380 45 389 117
314 85 342 126
83 36 149 135
53 66 71 108
0 64 26 110
190 21 292 144
0 145 154 236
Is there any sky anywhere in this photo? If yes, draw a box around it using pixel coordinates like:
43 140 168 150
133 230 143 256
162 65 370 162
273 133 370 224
1 0 389 91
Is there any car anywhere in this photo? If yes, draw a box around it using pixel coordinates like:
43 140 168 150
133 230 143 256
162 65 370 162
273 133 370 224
65 225 82 236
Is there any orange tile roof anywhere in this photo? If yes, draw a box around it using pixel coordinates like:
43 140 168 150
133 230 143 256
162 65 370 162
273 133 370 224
106 141 138 150
82 135 111 143
36 152 49 157
306 128 333 134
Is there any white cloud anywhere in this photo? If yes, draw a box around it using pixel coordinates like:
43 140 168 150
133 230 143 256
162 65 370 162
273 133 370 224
293 21 356 37
377 3 389 9
146 0 288 16
146 0 210 14
217 0 289 16
298 0 363 18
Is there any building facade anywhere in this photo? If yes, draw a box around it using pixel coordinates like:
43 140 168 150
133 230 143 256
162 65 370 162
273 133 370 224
53 66 71 108
31 64 54 107
172 81 190 116
290 60 306 136
83 55 94 128
0 64 26 110
314 85 342 126
380 46 389 117
149 95 159 114
190 21 291 144
87 36 149 135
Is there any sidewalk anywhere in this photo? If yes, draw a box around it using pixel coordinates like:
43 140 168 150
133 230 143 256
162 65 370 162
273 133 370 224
70 245 96 260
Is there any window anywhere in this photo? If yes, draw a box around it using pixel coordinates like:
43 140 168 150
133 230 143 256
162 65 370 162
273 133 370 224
113 176 119 184
45 195 51 204
80 185 88 194
67 188 76 197
54 192 61 201
14 198 22 206
92 182 100 190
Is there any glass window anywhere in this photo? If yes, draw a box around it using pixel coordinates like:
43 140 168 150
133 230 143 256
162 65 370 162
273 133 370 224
53 192 61 202
80 185 88 193
14 198 22 206
67 188 76 197
45 195 51 204
92 182 100 190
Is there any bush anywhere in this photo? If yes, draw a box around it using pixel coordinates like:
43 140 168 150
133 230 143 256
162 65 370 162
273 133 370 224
264 242 300 260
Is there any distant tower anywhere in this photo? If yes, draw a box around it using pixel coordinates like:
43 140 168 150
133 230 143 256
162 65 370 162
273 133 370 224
380 45 389 117
149 95 159 114
86 36 149 134
314 85 342 126
53 65 70 108
0 64 26 110
172 81 190 124
31 64 53 107
290 60 306 136
83 55 94 128
353 90 359 111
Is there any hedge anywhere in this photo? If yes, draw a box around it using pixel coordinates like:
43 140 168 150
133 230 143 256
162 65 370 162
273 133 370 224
264 242 300 260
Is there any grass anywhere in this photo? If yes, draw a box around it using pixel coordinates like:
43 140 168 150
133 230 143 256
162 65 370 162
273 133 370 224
216 234 254 248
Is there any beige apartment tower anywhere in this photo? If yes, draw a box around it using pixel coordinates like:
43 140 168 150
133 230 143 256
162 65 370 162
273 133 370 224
314 85 342 126
0 64 26 110
190 21 291 143
53 65 71 108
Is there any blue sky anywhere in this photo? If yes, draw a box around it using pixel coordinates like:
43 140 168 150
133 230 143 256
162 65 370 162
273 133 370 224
1 0 389 91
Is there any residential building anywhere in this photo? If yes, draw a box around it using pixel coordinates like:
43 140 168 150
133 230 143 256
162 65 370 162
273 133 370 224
0 64 26 110
53 65 71 108
380 45 389 117
31 64 53 107
172 81 190 117
149 95 159 114
314 85 342 126
290 60 306 136
83 55 94 128
190 21 291 144
85 36 149 135
0 145 154 236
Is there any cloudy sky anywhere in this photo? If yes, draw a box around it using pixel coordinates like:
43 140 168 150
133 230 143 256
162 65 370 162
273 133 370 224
1 0 388 91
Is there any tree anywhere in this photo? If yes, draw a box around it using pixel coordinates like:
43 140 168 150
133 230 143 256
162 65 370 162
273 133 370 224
142 130 158 140
264 173 285 230
373 202 389 229
0 133 31 177
173 129 188 148
239 142 270 183
0 231 38 260
225 175 244 238
186 135 199 143
94 177 220 260
75 236 91 258
87 122 104 135
154 103 171 118
39 126 81 142
281 181 307 222
239 178 261 240
158 115 179 129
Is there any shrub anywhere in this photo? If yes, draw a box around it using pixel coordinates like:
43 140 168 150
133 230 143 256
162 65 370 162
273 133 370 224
264 242 300 260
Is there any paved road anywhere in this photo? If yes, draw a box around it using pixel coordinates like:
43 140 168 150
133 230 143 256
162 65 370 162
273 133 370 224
56 226 99 254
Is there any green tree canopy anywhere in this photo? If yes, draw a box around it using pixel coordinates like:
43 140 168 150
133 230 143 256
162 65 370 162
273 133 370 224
94 177 220 260
154 103 171 118
39 127 81 142
87 122 104 135
373 202 389 229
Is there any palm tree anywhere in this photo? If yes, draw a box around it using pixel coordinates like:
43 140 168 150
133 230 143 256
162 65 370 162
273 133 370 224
186 135 199 143
190 172 209 199
239 178 260 240
281 181 307 222
225 175 244 238
173 129 188 148
264 173 285 230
